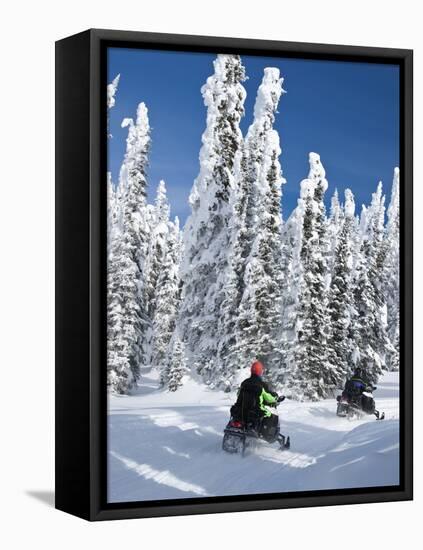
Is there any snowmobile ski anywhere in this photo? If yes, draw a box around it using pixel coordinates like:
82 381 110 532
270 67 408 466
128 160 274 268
277 433 290 450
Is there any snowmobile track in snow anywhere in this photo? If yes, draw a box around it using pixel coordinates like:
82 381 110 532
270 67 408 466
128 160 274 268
108 370 400 503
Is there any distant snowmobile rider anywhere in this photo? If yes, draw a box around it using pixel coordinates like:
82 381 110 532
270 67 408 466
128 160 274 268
230 361 284 436
342 369 369 401
341 368 381 418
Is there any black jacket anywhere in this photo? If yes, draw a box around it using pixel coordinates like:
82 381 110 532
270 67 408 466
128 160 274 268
231 375 277 421
344 376 367 397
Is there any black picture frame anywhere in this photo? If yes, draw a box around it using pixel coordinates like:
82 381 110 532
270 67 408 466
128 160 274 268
55 28 413 521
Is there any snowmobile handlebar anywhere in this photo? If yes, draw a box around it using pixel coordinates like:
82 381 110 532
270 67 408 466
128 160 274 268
271 395 285 407
267 396 285 408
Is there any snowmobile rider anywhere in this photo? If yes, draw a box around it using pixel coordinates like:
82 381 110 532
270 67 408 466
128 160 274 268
230 361 285 436
342 368 371 402
340 368 382 418
343 369 366 401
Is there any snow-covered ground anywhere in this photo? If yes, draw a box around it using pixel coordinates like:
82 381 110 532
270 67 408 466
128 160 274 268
108 370 399 503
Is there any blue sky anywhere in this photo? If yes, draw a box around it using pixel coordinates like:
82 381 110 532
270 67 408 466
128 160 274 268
108 47 399 225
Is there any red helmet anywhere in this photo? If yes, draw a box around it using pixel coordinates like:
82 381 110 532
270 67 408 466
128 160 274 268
251 361 264 377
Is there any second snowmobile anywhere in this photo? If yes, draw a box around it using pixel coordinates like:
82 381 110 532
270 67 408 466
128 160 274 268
336 385 385 420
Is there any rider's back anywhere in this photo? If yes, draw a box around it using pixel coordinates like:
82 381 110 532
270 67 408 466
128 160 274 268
345 377 365 397
232 375 270 421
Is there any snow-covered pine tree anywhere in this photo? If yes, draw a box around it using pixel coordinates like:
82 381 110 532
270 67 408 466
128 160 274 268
348 208 362 279
235 68 285 290
107 74 120 110
107 74 121 246
107 73 120 138
144 180 171 321
287 153 334 400
278 180 312 382
327 189 343 277
162 331 188 391
107 172 117 253
179 55 247 386
215 255 241 391
327 189 356 385
312 153 331 289
220 67 285 386
351 182 392 384
107 102 151 393
151 216 183 372
383 168 400 370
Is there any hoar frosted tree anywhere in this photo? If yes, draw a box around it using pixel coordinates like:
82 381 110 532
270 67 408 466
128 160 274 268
144 181 171 320
327 189 343 276
107 102 151 393
383 168 400 371
278 174 313 381
106 54 399 399
233 68 285 385
107 73 120 137
286 153 334 400
326 189 356 384
351 182 394 384
151 216 183 373
179 54 247 387
162 331 188 392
